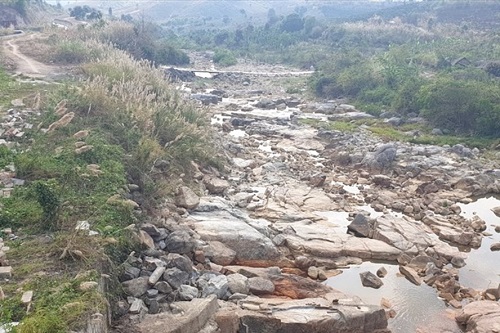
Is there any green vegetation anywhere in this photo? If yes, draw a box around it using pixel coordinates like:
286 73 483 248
213 49 237 67
0 23 217 331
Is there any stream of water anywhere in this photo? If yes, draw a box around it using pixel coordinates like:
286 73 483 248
458 196 500 290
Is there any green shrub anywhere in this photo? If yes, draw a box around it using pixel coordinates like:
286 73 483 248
53 41 89 64
213 49 237 67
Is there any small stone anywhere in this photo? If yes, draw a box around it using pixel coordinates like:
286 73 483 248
146 289 158 298
178 285 198 301
203 176 230 194
73 130 90 139
148 299 160 314
0 266 12 279
148 266 166 286
308 266 319 279
359 271 384 289
451 256 466 268
75 145 94 155
490 243 500 251
21 290 33 304
138 230 155 250
377 267 388 278
129 298 146 314
449 299 462 309
248 277 275 295
380 297 391 309
154 281 173 294
495 226 500 233
79 281 98 291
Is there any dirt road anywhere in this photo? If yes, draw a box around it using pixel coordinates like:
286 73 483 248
2 33 56 79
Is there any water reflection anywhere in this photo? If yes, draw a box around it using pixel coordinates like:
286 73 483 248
325 262 461 333
458 196 500 290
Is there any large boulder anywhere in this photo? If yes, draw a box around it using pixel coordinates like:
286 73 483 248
165 231 195 255
363 143 397 170
137 295 219 333
456 301 500 333
176 186 200 209
191 211 281 266
122 277 149 297
347 214 373 238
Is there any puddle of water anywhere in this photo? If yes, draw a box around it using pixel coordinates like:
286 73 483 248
458 196 500 290
325 262 461 333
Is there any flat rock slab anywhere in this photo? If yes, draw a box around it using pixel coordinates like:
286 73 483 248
190 210 280 265
236 295 388 333
137 295 218 333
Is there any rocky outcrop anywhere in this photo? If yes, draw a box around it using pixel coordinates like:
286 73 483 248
456 301 500 333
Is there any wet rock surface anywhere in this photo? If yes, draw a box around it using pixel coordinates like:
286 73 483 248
114 61 500 333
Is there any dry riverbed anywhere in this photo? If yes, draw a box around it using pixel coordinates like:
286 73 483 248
112 61 500 333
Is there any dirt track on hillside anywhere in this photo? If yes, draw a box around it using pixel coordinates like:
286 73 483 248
2 33 57 79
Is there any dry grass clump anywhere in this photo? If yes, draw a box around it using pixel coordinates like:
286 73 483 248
64 39 217 180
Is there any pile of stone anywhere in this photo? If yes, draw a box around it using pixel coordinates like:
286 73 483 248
118 222 280 321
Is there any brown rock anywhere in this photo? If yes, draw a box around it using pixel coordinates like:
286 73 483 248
490 243 500 251
175 186 200 209
399 266 422 285
138 230 155 250
215 309 239 333
73 130 90 139
203 176 230 194
47 112 75 132
456 301 500 332
377 266 388 278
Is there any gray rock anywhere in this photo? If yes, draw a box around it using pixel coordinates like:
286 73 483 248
141 223 161 238
122 277 149 297
255 98 276 109
154 281 173 294
201 275 229 299
385 117 402 126
206 241 236 266
129 298 147 314
347 213 373 238
165 253 193 273
165 231 195 255
148 299 160 314
163 268 189 290
148 266 166 286
451 256 466 268
248 277 275 295
492 206 500 218
227 273 249 295
178 285 199 301
203 177 230 194
490 243 500 251
176 186 200 209
377 267 388 278
364 143 397 170
146 289 159 298
359 271 384 289
450 144 474 158
431 128 444 136
191 93 222 105
138 295 218 333
120 264 141 281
